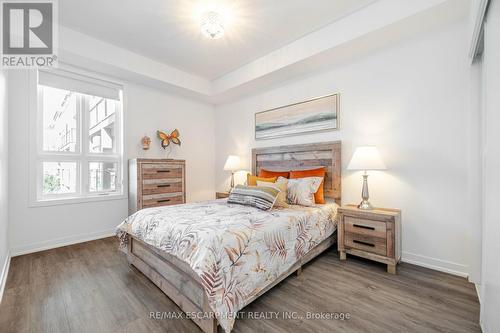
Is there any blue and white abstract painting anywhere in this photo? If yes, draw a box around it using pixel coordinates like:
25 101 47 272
255 94 338 140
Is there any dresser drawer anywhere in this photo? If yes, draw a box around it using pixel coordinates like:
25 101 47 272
141 163 183 179
345 232 387 256
344 216 387 238
142 193 184 208
142 179 183 195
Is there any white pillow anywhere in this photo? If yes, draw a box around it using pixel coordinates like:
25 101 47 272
285 176 323 207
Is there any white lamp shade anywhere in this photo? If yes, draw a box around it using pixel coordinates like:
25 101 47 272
223 155 241 171
347 146 386 171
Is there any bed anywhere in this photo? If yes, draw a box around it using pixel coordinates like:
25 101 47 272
117 141 342 333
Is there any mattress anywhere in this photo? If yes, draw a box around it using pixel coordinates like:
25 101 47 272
117 199 338 332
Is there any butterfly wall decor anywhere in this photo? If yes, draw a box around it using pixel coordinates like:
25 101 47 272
157 129 181 149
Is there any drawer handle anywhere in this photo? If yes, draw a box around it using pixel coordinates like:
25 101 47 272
157 170 171 173
157 199 171 203
157 184 171 188
353 224 375 231
353 240 375 247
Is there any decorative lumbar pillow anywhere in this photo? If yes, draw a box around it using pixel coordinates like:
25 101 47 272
286 177 323 207
258 169 290 179
290 167 326 204
228 185 280 211
246 174 277 186
257 178 289 208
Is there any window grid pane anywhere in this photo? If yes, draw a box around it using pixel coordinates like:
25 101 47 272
89 162 118 193
41 85 78 152
88 95 116 154
42 162 77 195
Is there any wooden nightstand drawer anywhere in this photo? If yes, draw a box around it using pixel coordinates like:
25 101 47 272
345 232 387 256
344 216 387 238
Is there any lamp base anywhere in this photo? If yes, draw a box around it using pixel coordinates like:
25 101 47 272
357 200 373 210
358 172 373 210
228 172 235 193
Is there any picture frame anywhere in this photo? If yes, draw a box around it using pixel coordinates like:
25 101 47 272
255 93 339 140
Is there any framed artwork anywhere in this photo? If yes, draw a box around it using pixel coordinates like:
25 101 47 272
255 93 339 140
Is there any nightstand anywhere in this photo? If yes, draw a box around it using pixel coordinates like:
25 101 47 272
216 191 230 199
337 205 401 274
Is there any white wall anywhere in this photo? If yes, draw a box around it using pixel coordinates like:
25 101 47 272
480 0 500 331
215 19 474 276
124 82 216 202
0 69 9 301
8 70 215 256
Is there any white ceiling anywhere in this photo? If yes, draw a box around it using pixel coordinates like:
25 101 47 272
60 0 374 80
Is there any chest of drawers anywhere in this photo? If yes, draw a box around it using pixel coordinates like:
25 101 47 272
128 159 186 214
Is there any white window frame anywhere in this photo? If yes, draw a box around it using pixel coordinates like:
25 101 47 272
29 68 127 207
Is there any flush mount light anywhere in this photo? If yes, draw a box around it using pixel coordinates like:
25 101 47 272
200 11 225 39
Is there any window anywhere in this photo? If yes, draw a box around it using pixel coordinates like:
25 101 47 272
33 69 124 203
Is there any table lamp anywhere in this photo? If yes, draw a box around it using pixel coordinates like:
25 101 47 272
223 155 241 192
347 146 386 210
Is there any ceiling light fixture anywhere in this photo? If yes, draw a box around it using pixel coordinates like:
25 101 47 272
200 11 225 39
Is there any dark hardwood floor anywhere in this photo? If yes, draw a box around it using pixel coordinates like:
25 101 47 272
0 237 480 333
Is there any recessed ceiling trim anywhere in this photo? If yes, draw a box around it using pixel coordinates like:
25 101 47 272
212 0 455 95
57 0 468 104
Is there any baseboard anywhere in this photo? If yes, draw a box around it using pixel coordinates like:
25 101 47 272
475 283 482 303
402 251 468 278
11 228 116 257
0 251 11 304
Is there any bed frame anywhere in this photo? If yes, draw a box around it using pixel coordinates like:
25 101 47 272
126 141 342 333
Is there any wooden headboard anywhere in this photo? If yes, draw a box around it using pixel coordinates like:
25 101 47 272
252 141 341 204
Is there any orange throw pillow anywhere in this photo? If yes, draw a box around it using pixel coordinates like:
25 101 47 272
247 174 277 186
259 169 290 179
289 167 326 204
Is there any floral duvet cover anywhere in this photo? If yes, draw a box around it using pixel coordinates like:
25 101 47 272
117 199 337 332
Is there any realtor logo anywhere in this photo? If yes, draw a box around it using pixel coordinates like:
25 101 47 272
1 0 58 68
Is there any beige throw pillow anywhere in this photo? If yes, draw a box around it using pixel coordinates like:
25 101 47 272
257 178 289 208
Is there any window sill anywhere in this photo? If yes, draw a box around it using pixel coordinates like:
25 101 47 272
29 193 128 207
